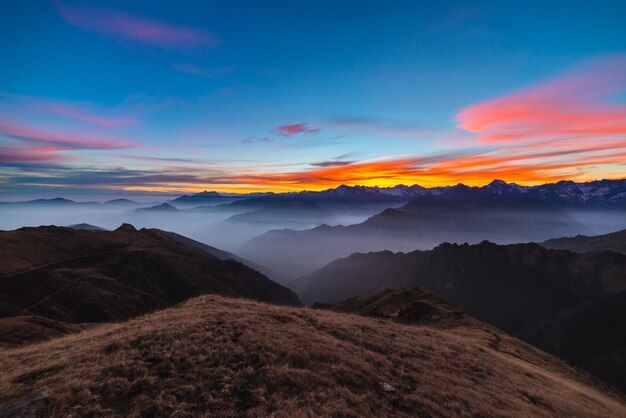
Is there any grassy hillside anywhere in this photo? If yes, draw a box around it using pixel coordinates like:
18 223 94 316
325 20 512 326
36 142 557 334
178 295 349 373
1 295 624 417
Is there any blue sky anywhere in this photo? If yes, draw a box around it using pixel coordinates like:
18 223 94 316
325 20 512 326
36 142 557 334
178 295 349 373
1 0 625 198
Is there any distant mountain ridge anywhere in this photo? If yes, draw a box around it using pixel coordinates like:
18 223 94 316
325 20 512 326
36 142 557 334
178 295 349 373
2 178 624 208
541 228 626 255
170 178 626 207
133 202 179 213
240 180 606 278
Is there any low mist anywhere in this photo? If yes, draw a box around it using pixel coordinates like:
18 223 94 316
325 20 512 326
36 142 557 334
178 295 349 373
1 197 624 286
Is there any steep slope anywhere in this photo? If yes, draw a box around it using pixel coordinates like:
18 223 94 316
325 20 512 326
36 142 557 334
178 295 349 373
1 295 624 417
0 225 299 344
542 229 626 255
298 242 626 391
150 229 276 278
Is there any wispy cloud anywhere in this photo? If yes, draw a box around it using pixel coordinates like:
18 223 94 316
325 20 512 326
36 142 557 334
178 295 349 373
45 104 134 128
276 123 320 136
0 119 135 150
0 92 135 128
310 161 354 168
456 55 626 144
54 1 220 52
0 146 76 163
242 137 274 144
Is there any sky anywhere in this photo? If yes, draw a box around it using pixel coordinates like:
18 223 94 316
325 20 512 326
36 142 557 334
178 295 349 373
1 0 625 199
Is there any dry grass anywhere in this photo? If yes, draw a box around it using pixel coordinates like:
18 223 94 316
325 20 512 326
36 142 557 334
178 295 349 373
1 295 625 417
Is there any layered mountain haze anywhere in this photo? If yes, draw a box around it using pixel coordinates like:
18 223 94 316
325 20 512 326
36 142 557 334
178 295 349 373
1 180 624 279
240 180 625 278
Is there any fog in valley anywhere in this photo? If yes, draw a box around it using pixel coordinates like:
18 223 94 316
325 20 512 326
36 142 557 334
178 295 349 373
2 181 625 285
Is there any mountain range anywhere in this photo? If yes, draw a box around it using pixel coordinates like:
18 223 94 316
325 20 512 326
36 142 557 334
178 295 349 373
3 178 624 209
240 180 622 278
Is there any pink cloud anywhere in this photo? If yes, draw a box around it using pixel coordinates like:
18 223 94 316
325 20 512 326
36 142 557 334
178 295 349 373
0 119 135 150
456 55 626 144
0 92 135 128
276 123 320 136
54 1 220 52
45 105 134 128
0 146 75 163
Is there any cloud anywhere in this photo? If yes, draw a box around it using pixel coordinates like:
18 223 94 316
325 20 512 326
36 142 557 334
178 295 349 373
310 161 354 167
0 146 75 163
54 1 220 52
0 92 135 128
456 55 626 144
45 105 134 128
0 119 135 150
242 137 274 144
276 123 320 136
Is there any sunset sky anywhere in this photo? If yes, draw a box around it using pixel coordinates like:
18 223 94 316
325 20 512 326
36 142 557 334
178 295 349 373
1 1 625 199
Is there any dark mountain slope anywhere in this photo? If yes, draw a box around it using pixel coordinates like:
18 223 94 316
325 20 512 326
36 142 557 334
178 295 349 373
298 242 626 391
150 228 275 278
1 295 624 417
542 229 626 255
0 225 299 343
517 290 626 391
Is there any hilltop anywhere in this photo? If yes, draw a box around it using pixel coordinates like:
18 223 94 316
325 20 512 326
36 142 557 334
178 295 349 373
1 294 624 417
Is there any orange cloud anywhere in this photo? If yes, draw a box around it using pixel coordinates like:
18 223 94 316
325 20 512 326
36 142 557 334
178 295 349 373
456 55 626 144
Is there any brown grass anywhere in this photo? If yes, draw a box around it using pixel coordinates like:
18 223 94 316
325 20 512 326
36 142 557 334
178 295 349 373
1 295 625 417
